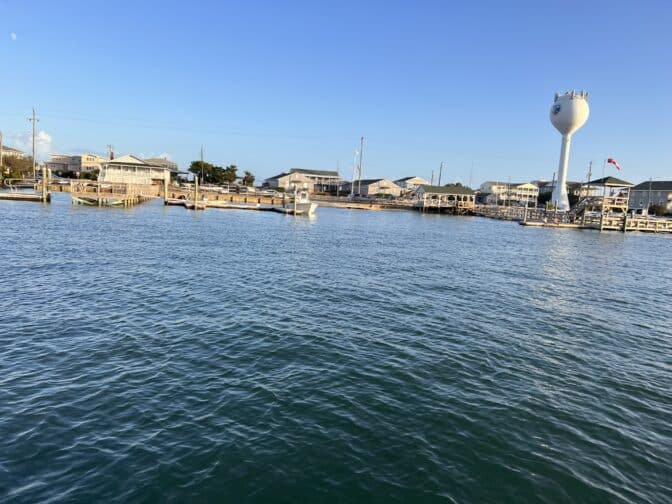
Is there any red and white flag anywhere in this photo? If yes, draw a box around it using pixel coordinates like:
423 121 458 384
607 158 621 171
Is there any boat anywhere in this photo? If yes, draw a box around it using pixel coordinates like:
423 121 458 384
281 187 317 215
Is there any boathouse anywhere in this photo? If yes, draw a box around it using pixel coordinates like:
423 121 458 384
414 184 475 213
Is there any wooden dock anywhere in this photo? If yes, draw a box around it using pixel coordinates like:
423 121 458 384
0 191 50 203
70 181 154 207
165 198 310 215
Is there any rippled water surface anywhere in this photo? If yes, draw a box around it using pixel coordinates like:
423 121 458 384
1 194 671 502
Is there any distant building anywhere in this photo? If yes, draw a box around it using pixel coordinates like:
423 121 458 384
479 181 539 205
99 154 172 186
343 178 402 197
628 181 672 213
394 176 429 191
264 168 340 193
46 154 107 175
534 180 597 197
1 145 26 159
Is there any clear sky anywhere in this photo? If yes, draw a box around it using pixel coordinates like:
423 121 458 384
1 0 670 186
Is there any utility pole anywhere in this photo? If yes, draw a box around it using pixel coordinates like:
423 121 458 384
200 145 204 184
647 177 653 214
357 136 364 197
107 144 114 160
29 108 39 179
336 160 340 197
430 170 434 186
0 130 3 175
585 161 592 198
438 161 444 186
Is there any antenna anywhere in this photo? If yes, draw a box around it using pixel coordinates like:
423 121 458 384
107 144 114 160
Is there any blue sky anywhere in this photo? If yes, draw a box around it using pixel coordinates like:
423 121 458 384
1 0 670 185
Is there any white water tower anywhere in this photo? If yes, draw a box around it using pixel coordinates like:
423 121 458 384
550 90 590 210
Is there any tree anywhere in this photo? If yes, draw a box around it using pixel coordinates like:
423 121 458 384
242 170 255 186
222 165 238 184
1 156 34 179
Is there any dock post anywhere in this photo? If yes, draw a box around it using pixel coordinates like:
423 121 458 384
41 165 48 203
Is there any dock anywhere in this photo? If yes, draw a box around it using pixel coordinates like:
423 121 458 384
165 198 310 215
70 181 154 207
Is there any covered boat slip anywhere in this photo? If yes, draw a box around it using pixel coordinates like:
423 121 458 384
414 184 476 214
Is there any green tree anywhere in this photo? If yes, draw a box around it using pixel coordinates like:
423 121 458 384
242 170 255 186
222 165 238 184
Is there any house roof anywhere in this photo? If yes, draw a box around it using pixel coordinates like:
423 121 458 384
103 154 172 170
588 176 634 187
288 168 339 177
144 157 179 172
347 178 398 186
2 145 24 154
395 176 428 183
418 184 475 195
482 180 530 187
631 180 672 191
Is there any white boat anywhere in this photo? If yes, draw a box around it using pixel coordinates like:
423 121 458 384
282 184 317 215
292 189 318 215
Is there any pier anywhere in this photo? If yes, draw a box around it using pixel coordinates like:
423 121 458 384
0 172 51 203
70 181 155 207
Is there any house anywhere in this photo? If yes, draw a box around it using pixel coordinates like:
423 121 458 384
264 168 340 193
98 154 172 186
0 145 26 159
534 180 599 197
342 178 402 197
414 184 475 212
394 176 430 191
479 181 539 205
628 180 672 213
46 154 107 175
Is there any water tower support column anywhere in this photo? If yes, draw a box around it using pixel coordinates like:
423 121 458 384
552 134 572 210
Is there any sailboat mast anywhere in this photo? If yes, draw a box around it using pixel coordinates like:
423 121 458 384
357 136 364 197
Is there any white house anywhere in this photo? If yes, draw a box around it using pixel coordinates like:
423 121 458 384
1 145 26 159
264 168 340 193
98 154 172 186
479 181 539 205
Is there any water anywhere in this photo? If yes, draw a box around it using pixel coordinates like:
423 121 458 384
1 194 670 503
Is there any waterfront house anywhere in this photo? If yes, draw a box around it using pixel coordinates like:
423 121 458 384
343 178 402 197
46 153 107 176
479 181 539 205
628 180 672 213
414 184 475 213
98 154 172 187
394 176 430 191
264 168 340 193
